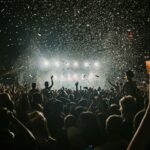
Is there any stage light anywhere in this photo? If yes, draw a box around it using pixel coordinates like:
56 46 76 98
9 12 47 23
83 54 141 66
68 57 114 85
53 75 58 80
55 61 60 67
60 75 64 80
73 73 78 79
73 61 78 67
84 62 89 67
94 62 99 67
67 73 72 81
43 59 49 67
66 62 70 67
89 73 94 80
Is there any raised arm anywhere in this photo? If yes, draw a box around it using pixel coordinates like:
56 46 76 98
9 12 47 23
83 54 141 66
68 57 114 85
75 82 79 92
49 75 54 89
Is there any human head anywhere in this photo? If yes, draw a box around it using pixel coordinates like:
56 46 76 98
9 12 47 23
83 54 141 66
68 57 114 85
31 83 36 89
119 96 137 120
125 70 134 80
0 93 14 111
106 115 122 136
44 81 49 88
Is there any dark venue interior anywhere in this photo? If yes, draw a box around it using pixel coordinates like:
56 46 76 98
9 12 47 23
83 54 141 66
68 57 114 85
0 1 150 150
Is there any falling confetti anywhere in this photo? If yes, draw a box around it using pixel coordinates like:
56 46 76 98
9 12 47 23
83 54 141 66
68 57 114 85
0 1 149 88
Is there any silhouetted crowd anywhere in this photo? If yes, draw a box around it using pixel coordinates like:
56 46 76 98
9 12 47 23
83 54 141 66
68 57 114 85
0 70 149 150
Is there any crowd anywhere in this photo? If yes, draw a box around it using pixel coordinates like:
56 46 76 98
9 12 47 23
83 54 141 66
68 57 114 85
0 70 149 150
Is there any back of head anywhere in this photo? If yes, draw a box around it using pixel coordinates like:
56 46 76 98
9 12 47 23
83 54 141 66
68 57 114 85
64 114 76 128
28 111 49 138
106 115 122 136
0 93 14 111
119 96 137 118
125 70 134 80
44 81 49 88
32 83 36 89
109 104 120 115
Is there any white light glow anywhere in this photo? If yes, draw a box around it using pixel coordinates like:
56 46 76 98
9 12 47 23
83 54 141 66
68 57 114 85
73 73 78 79
89 73 94 80
43 60 49 67
55 61 60 67
66 62 70 67
73 61 78 67
94 62 99 67
84 62 89 67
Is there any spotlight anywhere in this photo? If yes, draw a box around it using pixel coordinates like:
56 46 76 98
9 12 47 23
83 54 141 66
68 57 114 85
53 75 58 80
94 62 99 67
89 73 94 80
67 73 71 81
84 62 89 67
43 59 49 67
73 73 78 79
66 62 70 67
55 61 60 67
60 75 64 80
73 61 78 67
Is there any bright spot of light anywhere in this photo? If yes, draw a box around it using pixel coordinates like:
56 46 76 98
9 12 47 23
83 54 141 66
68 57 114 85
67 73 72 81
66 62 70 67
53 75 58 80
43 59 49 67
84 62 89 67
73 61 78 67
55 61 60 67
73 73 78 79
60 75 64 80
89 73 94 80
94 62 99 67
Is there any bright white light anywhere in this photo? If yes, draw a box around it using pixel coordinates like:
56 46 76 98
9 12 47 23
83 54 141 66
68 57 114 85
53 75 58 80
94 62 99 67
43 60 49 67
73 61 78 67
67 73 72 81
84 62 89 67
73 73 78 79
60 75 64 80
66 62 70 67
55 61 60 67
89 73 94 80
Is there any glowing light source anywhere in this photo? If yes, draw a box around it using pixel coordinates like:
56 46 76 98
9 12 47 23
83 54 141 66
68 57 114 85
53 75 58 80
55 61 60 67
66 62 70 67
89 73 94 80
73 61 78 67
84 62 89 67
43 59 49 67
94 62 99 67
67 73 71 81
73 73 78 79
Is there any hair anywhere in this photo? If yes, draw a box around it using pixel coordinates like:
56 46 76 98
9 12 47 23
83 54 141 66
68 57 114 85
64 114 76 128
106 115 123 135
44 81 49 87
119 96 136 113
0 93 14 111
28 111 49 138
32 83 36 89
126 70 134 79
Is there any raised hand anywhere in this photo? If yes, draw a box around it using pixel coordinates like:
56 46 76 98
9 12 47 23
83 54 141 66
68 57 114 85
75 82 78 87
